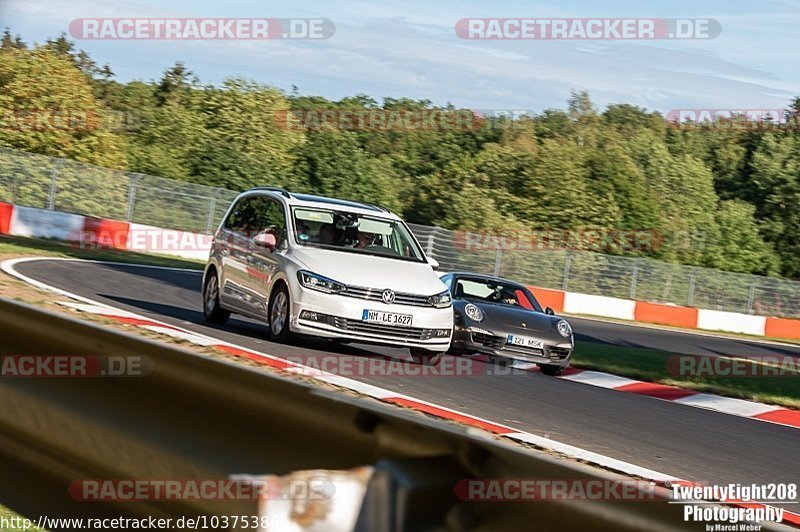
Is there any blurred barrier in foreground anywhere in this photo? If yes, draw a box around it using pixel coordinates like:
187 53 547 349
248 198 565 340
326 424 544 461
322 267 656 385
0 145 797 318
0 298 700 531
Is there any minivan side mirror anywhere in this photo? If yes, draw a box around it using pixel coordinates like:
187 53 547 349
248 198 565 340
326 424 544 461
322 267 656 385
545 307 556 316
253 232 277 251
427 256 439 270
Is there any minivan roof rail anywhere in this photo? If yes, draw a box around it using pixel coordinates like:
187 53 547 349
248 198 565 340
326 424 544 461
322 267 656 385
249 186 292 198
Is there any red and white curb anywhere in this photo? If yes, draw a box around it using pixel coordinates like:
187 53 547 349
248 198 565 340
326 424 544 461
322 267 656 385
465 353 800 430
2 257 799 528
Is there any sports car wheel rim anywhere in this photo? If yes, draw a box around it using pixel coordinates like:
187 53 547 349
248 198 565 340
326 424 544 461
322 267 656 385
205 275 218 314
271 291 287 334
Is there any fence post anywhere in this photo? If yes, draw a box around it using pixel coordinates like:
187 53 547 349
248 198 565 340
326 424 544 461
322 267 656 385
746 281 756 315
493 248 502 277
126 174 141 222
630 263 640 300
205 188 222 234
562 253 572 291
426 232 435 257
47 158 65 210
687 270 697 307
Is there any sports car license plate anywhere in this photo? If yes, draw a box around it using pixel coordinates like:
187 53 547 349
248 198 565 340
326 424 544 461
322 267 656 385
362 309 413 327
506 335 543 349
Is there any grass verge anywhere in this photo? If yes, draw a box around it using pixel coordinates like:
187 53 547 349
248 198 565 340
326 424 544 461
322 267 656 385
0 234 203 270
573 341 800 409
0 505 46 531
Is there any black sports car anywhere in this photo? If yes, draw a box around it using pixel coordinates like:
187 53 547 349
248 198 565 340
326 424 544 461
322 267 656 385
439 272 574 375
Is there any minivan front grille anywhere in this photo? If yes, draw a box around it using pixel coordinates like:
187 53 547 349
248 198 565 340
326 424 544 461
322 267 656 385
341 285 433 307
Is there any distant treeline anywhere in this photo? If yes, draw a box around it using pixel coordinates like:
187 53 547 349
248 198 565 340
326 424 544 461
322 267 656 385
1 30 798 278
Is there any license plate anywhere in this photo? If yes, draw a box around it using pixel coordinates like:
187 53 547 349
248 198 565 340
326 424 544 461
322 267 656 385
362 309 413 327
506 335 543 349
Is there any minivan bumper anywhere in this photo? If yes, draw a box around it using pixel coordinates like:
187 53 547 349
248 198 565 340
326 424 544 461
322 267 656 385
289 286 453 351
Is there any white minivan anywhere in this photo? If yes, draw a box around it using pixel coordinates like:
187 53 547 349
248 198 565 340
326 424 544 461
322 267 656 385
202 187 453 365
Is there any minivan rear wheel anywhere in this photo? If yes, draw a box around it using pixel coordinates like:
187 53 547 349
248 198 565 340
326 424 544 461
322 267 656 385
203 270 230 325
268 284 293 343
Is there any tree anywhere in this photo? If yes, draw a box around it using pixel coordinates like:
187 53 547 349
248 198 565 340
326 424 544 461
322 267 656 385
192 79 303 190
701 200 780 275
0 46 127 168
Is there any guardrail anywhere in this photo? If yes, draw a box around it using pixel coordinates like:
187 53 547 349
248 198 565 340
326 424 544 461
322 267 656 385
0 298 701 531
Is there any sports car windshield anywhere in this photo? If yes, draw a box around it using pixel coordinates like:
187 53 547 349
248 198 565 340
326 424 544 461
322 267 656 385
292 207 425 262
454 277 542 312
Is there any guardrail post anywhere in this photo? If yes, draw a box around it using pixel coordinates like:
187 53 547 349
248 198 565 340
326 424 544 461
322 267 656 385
125 174 141 222
493 248 502 276
205 188 222 234
426 231 436 257
562 253 572 291
47 158 65 210
746 280 756 315
629 263 640 300
687 270 697 307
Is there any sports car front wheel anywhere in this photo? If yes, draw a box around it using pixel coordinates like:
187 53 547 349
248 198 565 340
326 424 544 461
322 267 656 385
539 363 566 376
409 348 444 366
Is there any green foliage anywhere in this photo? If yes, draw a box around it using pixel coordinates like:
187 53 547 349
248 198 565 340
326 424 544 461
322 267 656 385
0 31 798 279
0 45 128 168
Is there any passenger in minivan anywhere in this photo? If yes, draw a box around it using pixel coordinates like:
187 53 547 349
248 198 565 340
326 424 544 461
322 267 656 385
355 231 375 249
318 223 336 245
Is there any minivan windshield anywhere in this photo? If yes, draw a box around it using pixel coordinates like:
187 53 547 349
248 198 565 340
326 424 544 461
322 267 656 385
292 207 425 262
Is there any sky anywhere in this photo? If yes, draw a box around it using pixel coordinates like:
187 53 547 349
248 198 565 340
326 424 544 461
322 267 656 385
2 0 799 114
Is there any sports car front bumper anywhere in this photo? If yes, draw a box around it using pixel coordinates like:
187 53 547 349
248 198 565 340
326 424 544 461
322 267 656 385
451 326 573 367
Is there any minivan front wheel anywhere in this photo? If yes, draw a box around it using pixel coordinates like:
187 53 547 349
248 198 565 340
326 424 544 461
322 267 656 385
409 348 444 366
268 284 293 342
203 270 230 325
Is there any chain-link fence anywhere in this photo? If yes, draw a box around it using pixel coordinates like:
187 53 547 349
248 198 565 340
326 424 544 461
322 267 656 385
409 228 800 320
1 146 798 318
0 147 238 233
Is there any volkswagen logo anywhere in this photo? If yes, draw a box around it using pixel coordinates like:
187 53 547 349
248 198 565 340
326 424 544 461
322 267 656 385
381 289 395 304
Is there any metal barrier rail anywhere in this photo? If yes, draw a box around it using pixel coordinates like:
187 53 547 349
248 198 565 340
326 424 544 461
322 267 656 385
0 298 701 531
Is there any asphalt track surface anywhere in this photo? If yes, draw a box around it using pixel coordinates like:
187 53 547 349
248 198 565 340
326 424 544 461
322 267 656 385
13 259 800 492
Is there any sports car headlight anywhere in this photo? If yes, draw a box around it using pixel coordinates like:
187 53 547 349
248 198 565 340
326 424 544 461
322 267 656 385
464 303 484 322
297 270 346 293
557 319 572 338
427 290 452 308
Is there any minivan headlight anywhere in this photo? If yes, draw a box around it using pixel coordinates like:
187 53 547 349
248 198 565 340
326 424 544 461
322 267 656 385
297 270 346 293
427 290 452 308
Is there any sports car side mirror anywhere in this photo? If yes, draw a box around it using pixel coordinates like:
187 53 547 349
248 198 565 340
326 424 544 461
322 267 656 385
427 256 439 270
545 307 556 316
